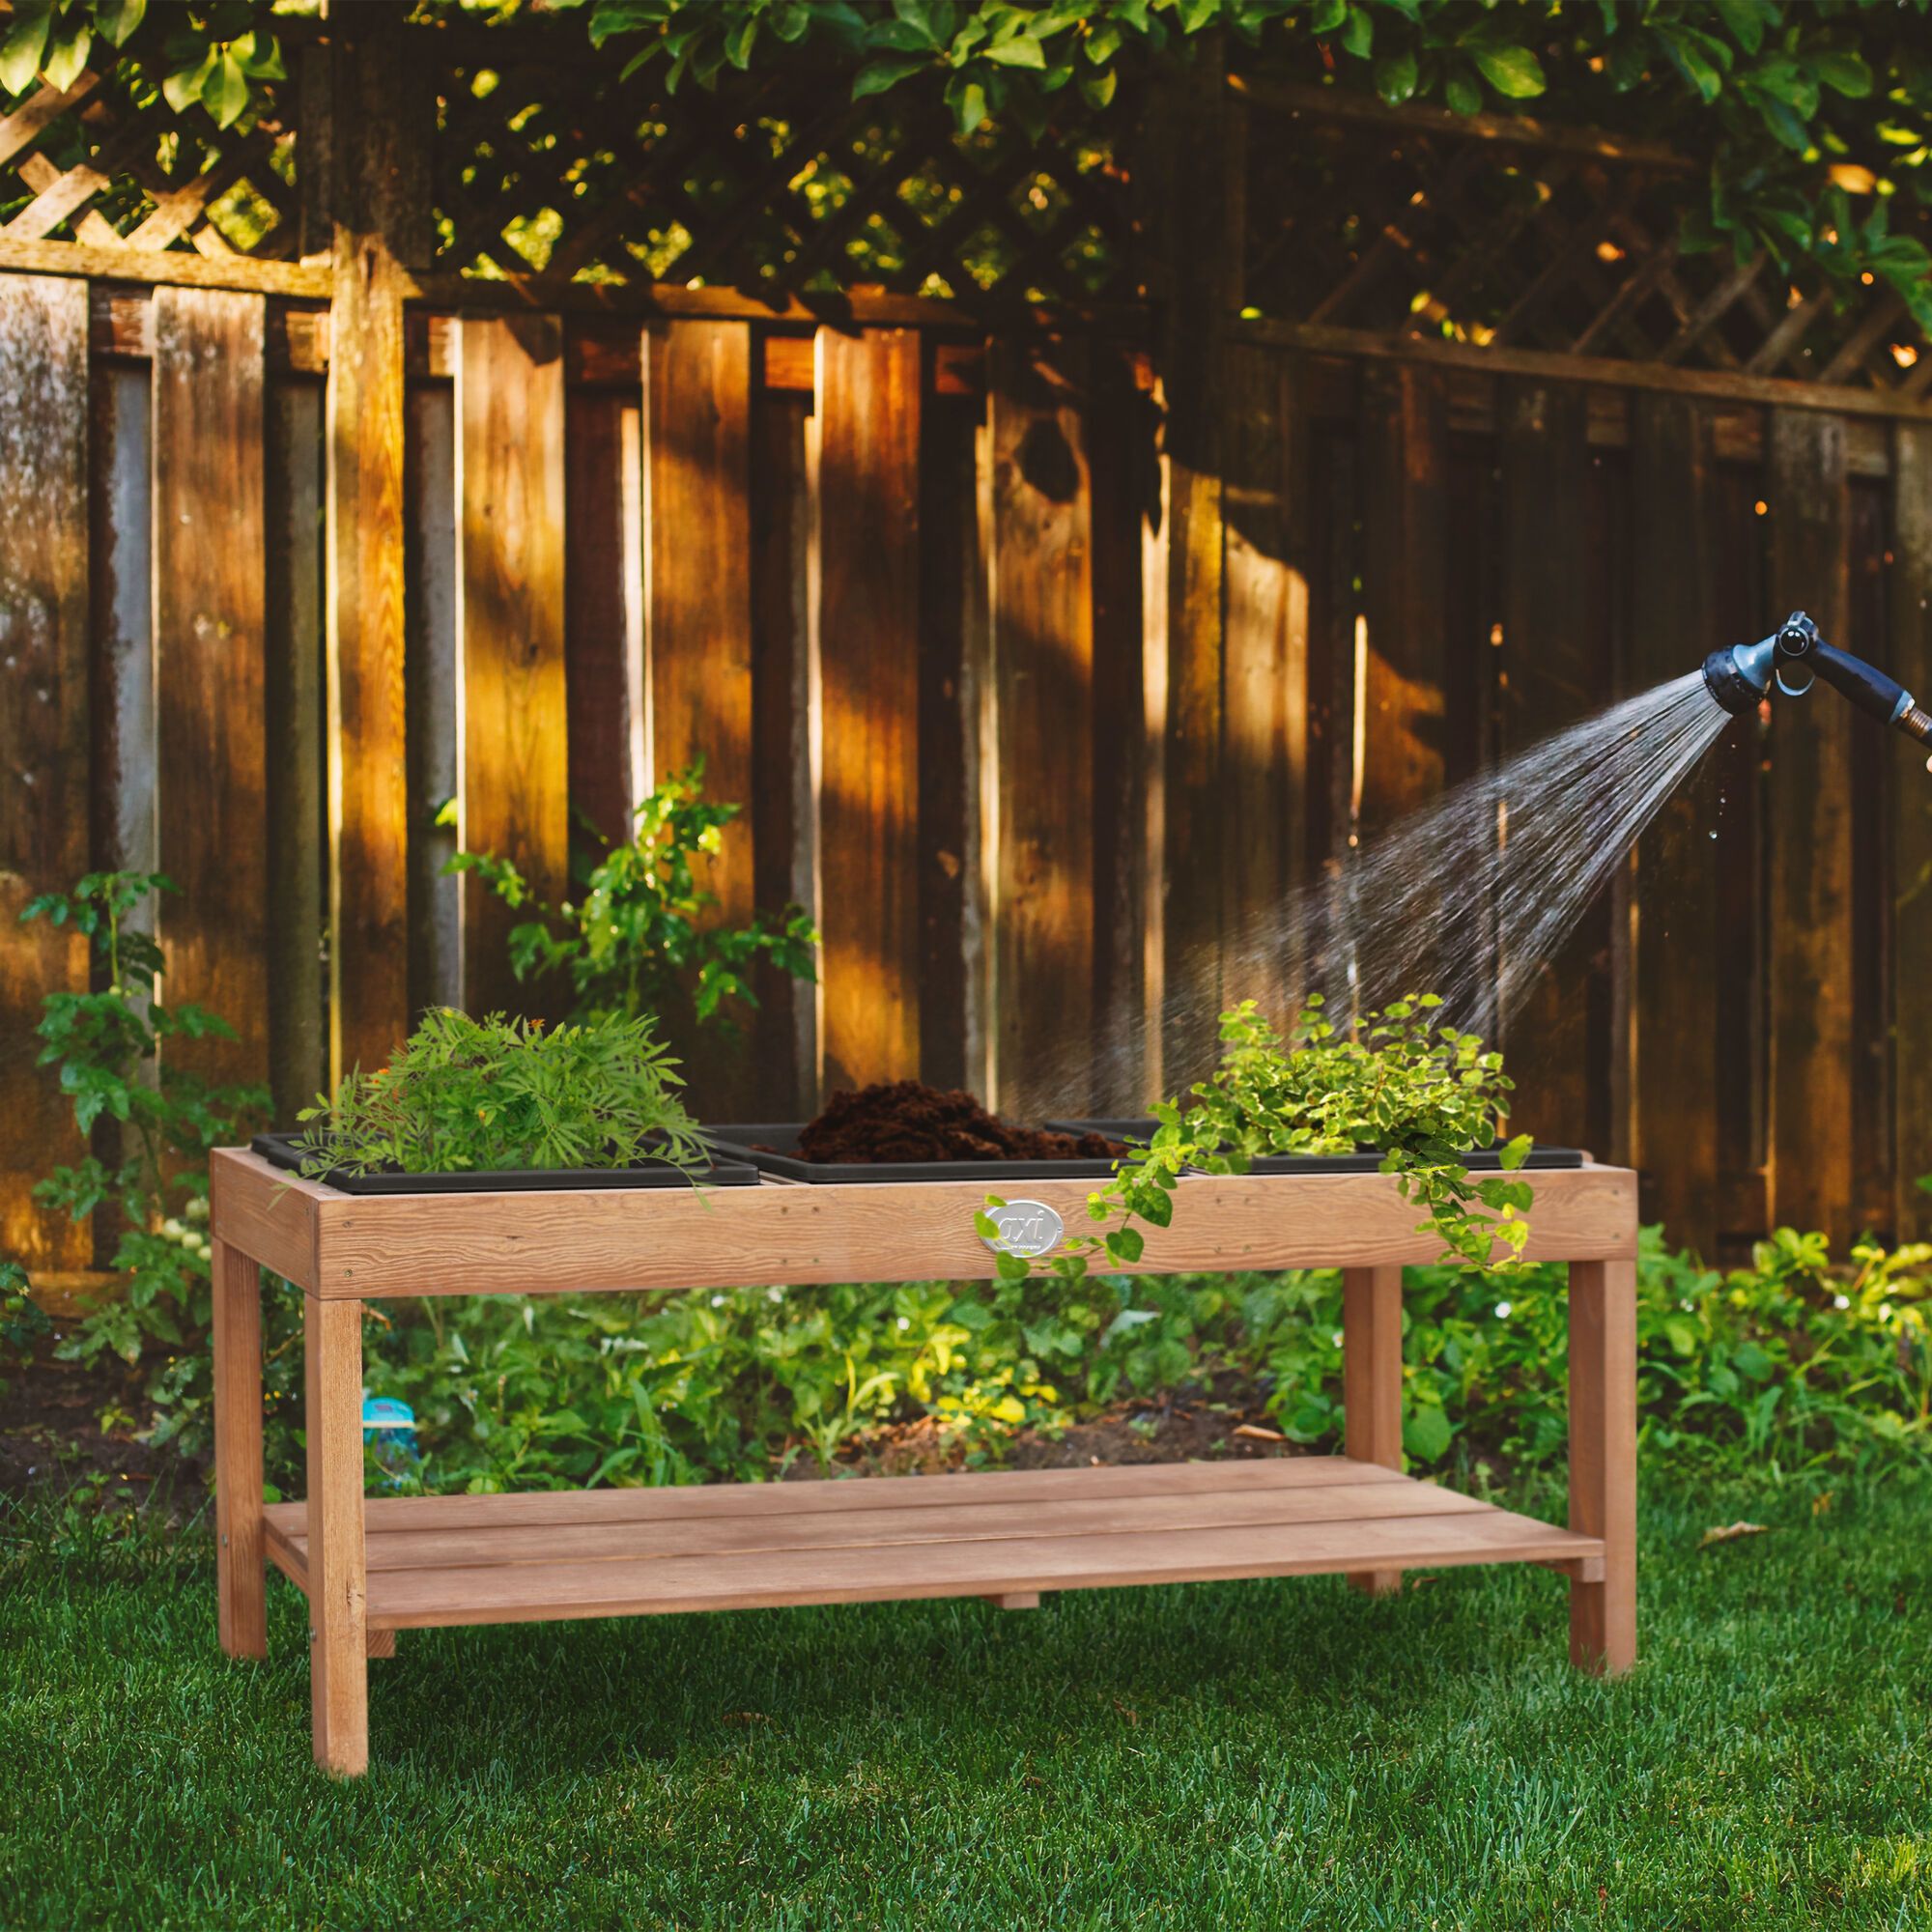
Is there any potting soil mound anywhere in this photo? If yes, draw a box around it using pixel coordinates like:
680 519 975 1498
796 1081 1124 1165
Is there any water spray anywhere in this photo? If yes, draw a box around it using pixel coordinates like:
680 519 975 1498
1703 611 1932 762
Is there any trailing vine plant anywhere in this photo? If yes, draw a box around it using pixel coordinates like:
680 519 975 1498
981 994 1535 1288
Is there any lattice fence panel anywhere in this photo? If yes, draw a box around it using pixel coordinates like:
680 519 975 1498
1241 100 1932 400
432 52 1139 305
0 58 298 261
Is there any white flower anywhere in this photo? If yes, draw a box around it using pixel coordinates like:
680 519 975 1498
161 1218 185 1240
1494 1301 1513 1320
895 1316 910 1330
1833 1293 1851 1311
185 1197 210 1222
710 1293 725 1307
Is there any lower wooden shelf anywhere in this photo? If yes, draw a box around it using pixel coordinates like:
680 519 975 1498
262 1457 1602 1631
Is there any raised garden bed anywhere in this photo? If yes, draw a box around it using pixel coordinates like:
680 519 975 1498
208 1145 1639 1777
250 1131 758 1195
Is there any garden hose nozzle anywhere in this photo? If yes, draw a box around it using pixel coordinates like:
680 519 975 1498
1702 611 1932 765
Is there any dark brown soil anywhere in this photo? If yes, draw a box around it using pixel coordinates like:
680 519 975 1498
796 1080 1124 1165
0 1329 199 1512
790 1373 1306 1480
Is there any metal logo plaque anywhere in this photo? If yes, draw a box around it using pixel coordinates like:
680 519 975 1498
979 1199 1065 1260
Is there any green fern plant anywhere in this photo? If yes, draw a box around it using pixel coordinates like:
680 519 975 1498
296 1009 709 1179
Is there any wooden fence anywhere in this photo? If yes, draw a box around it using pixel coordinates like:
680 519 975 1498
3 26 1931 1277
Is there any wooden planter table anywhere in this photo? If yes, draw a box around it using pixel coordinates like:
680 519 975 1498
209 1148 1639 1777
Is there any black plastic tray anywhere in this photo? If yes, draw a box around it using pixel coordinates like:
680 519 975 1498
701 1122 1128 1185
250 1131 760 1196
1043 1121 1585 1176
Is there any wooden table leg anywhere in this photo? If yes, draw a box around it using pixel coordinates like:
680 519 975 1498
1343 1265 1404 1597
1568 1258 1636 1675
305 1294 369 1776
213 1238 267 1660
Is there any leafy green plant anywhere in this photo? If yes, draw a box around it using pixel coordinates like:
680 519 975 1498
0 1259 48 1396
568 0 1932 331
995 994 1533 1293
447 763 816 1035
296 1009 709 1180
20 873 268 1437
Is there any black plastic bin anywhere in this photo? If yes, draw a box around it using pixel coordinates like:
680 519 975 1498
701 1122 1126 1185
1042 1121 1586 1176
250 1130 759 1196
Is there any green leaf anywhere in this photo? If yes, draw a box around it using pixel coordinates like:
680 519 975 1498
96 0 147 49
0 7 52 97
1712 0 1764 56
1499 1133 1533 1171
1403 1403 1453 1463
1105 1227 1145 1264
1375 48 1417 105
1444 70 1481 117
1469 43 1545 99
945 72 988 131
983 32 1045 69
1341 6 1372 57
42 23 91 94
1815 51 1873 99
162 46 215 112
852 52 928 99
1309 0 1347 32
1078 67 1116 108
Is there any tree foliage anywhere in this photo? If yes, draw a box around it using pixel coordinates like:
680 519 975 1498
4 0 1930 323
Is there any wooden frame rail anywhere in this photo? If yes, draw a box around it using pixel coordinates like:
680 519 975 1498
209 1149 1638 1777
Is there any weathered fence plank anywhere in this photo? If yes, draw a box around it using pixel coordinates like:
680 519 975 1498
154 285 270 1096
1222 342 1308 1035
1768 409 1854 1245
0 275 91 1269
455 313 569 1021
990 337 1095 1116
1500 378 1599 1151
1893 422 1932 1240
266 381 327 1121
324 21 426 1087
647 319 756 1111
815 327 922 1095
1628 393 1720 1255
563 382 638 852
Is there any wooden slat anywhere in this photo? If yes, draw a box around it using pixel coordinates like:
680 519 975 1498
646 318 757 1112
273 1475 1490 1575
154 287 270 1096
324 30 425 1085
1893 423 1932 1241
815 327 922 1094
262 1461 1600 1630
209 1150 322 1289
1232 318 1932 428
0 275 91 1271
749 384 812 1116
1768 411 1854 1243
1628 394 1720 1255
1568 1258 1636 1674
270 1454 1410 1544
990 337 1094 1114
213 1237 267 1659
304 1293 368 1776
915 370 979 1094
1500 379 1601 1149
0 72 101 169
455 312 569 1020
266 382 327 1122
1355 360 1449 1009
563 384 637 849
1221 343 1309 1030
358 1501 1601 1629
1343 1264 1404 1596
1088 343 1154 1111
205 1147 1639 1297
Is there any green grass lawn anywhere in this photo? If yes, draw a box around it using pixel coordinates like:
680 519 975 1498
3 1474 1929 1931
